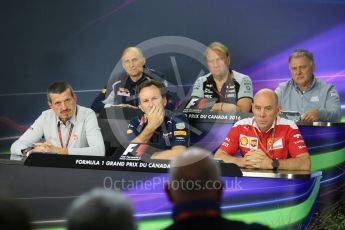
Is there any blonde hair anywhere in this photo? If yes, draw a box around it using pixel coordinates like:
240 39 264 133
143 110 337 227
204 41 230 60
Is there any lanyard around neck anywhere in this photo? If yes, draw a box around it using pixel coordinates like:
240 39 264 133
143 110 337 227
57 122 74 148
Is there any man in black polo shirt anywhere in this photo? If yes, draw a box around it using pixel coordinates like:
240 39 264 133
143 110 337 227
191 42 253 113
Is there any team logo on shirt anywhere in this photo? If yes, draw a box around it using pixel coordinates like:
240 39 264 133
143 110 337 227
226 93 235 98
175 122 185 130
250 139 258 148
240 135 258 149
310 96 319 102
117 87 130 96
240 135 248 146
272 138 283 149
293 134 302 139
73 134 78 141
174 131 187 136
163 132 172 137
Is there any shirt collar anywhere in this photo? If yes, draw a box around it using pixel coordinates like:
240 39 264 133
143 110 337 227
292 75 316 93
127 73 144 85
252 116 277 133
208 68 234 84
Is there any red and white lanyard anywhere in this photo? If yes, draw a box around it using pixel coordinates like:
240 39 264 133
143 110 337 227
57 122 74 148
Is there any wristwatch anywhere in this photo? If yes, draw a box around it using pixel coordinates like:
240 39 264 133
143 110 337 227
21 146 34 157
272 158 280 171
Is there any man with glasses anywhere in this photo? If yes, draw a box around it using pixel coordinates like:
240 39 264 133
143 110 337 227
11 81 105 159
275 48 341 122
191 42 253 112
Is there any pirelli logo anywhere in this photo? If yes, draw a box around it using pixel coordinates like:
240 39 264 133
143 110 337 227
174 131 187 136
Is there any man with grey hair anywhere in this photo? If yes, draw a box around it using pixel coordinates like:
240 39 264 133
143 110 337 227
66 188 136 230
275 48 341 122
164 147 269 229
91 47 176 113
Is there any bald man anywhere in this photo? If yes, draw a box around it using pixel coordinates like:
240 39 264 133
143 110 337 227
164 147 269 229
215 89 310 171
91 47 176 113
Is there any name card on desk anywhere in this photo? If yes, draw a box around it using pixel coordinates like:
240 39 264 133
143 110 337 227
182 98 218 113
180 98 252 123
185 111 252 123
23 144 243 177
24 144 170 173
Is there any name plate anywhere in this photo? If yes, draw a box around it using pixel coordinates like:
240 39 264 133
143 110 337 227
185 111 252 123
24 144 242 177
179 98 252 123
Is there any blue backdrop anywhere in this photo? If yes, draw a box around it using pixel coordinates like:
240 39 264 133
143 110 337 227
1 0 345 153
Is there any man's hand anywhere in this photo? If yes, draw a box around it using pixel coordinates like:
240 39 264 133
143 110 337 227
301 109 320 122
243 149 272 169
146 105 165 131
211 103 237 112
33 142 68 155
33 142 53 153
114 104 138 109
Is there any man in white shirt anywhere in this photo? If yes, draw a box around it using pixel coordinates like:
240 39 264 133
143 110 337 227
11 81 105 159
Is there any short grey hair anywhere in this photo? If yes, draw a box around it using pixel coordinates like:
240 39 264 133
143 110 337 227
121 47 145 61
289 48 314 63
66 188 136 230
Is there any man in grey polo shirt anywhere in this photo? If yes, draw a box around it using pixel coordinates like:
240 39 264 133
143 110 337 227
11 82 105 159
275 49 341 122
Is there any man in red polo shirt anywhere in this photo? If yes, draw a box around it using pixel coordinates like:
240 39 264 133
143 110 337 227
215 88 310 171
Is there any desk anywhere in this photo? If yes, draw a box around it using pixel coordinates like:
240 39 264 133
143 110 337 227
0 154 321 229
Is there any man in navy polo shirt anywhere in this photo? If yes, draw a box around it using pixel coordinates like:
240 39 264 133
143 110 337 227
127 80 189 160
91 47 176 113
